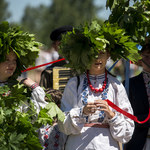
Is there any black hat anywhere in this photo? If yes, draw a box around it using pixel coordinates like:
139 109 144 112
50 25 73 41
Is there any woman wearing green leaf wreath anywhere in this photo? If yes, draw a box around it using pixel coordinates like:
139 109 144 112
0 21 49 149
58 21 141 150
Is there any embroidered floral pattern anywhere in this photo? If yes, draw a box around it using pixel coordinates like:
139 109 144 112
42 126 51 150
53 126 60 150
81 74 109 123
41 125 61 150
98 78 109 122
30 83 39 90
82 75 89 105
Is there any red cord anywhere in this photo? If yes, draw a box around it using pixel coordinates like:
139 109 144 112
105 99 150 124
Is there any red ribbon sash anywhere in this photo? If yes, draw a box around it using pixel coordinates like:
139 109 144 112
21 58 65 72
105 99 150 124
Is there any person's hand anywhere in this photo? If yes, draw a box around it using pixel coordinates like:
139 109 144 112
83 102 97 115
94 99 115 119
21 78 36 87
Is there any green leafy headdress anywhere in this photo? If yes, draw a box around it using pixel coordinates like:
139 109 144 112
0 21 41 79
60 20 141 74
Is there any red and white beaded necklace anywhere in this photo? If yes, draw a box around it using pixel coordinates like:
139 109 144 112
86 70 107 93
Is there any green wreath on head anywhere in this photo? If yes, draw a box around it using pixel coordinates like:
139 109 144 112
0 21 42 79
60 20 141 74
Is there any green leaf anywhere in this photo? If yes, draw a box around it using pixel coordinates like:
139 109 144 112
0 22 9 32
9 132 27 143
45 102 65 122
25 135 43 150
0 108 5 124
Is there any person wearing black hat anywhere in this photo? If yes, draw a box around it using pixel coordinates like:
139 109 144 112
39 26 73 89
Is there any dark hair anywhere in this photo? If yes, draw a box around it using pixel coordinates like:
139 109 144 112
45 89 63 107
50 25 73 41
140 44 150 53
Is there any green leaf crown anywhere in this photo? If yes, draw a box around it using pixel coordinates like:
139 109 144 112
0 21 42 79
60 20 141 74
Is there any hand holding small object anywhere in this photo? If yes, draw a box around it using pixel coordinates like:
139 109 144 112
94 99 115 119
83 102 97 115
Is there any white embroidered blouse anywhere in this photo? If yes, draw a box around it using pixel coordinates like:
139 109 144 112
58 73 135 150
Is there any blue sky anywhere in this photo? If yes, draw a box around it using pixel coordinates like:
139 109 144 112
6 0 111 22
6 0 51 22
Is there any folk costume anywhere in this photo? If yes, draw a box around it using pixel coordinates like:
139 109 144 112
58 21 141 150
59 73 134 150
0 22 48 149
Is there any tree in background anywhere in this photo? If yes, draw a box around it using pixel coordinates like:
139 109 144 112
0 0 11 22
21 0 103 47
106 0 150 45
